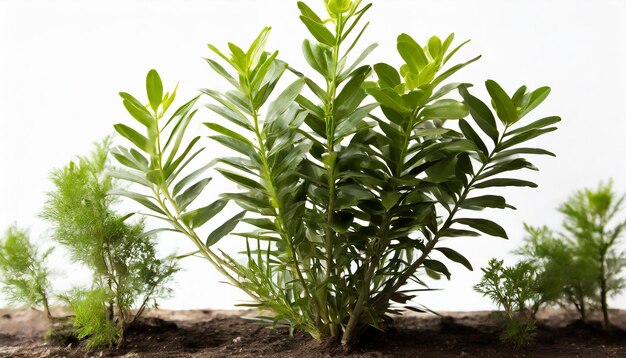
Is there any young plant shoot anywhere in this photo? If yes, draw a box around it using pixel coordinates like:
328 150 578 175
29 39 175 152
112 0 560 345
515 224 598 322
0 225 54 322
474 259 542 346
42 138 179 348
559 181 626 330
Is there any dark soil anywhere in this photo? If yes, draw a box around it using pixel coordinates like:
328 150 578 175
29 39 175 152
1 308 625 357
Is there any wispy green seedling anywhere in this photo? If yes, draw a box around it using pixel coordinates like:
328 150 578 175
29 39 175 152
42 138 178 348
0 225 54 321
559 181 626 330
475 259 541 346
516 224 598 322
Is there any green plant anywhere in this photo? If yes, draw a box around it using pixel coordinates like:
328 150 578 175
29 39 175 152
112 0 559 345
0 225 54 321
559 181 626 330
516 224 598 322
41 138 178 348
474 258 540 346
63 288 121 350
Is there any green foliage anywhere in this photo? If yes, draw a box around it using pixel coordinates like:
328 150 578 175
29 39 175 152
515 224 598 321
41 138 178 348
63 289 121 349
558 181 626 329
112 0 559 346
0 225 53 320
505 182 626 331
474 259 540 346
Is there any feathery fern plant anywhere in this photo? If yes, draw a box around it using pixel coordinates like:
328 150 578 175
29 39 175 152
474 258 541 346
0 225 54 321
558 181 626 330
42 138 178 348
515 224 599 322
112 0 560 345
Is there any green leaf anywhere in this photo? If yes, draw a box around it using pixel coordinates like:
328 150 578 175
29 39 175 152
206 211 246 246
163 136 202 179
108 170 152 188
473 178 537 189
366 87 410 114
246 27 271 67
461 195 507 210
381 191 400 210
397 33 428 72
217 169 263 190
485 80 518 125
498 127 557 151
519 86 551 118
205 58 240 89
267 79 305 122
297 1 323 23
373 63 400 89
181 199 227 228
459 86 498 144
459 119 487 155
173 162 214 196
242 218 276 231
204 122 255 148
421 99 468 120
114 124 150 153
339 43 378 83
435 247 473 271
146 69 163 112
300 16 336 46
174 178 211 212
493 147 555 159
478 158 537 179
205 104 252 131
431 55 481 88
108 189 165 215
111 148 147 171
423 259 451 279
328 211 354 233
505 116 561 137
439 228 481 238
454 218 508 239
120 92 154 128
301 39 332 78
210 135 257 160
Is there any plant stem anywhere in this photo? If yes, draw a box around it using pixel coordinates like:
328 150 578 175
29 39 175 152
319 13 345 337
341 114 417 345
41 293 53 323
599 251 611 331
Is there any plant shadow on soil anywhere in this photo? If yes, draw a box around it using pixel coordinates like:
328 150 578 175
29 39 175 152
1 309 626 357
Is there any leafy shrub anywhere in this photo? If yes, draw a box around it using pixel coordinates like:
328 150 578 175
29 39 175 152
41 138 178 348
0 225 54 321
474 258 540 346
112 0 559 345
558 181 626 330
515 224 598 322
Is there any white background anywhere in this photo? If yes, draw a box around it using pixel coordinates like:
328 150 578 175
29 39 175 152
1 0 625 311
